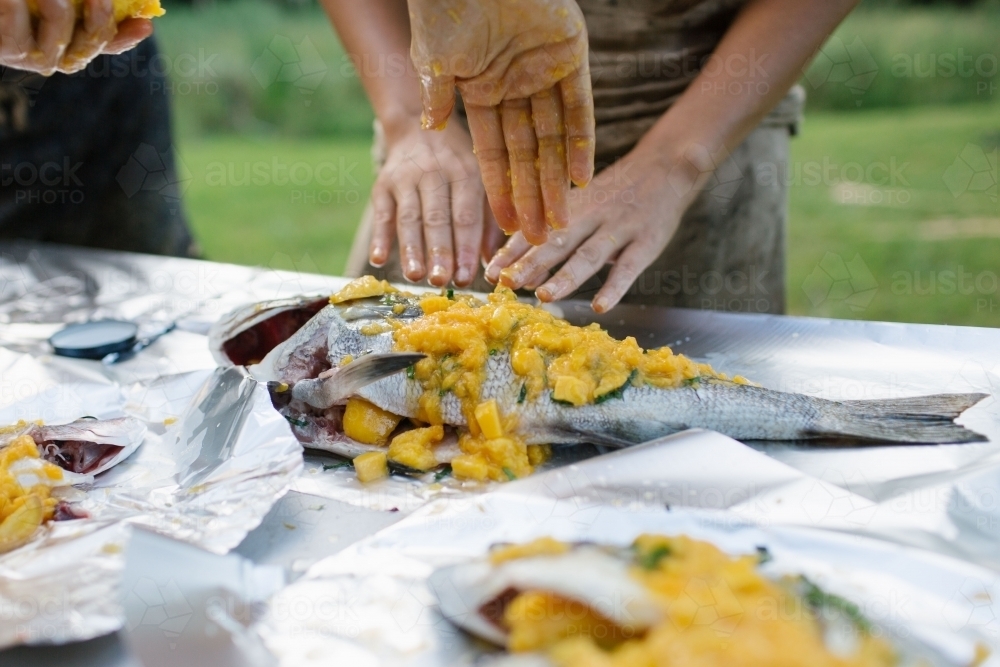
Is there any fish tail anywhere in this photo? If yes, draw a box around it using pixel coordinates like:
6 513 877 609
816 393 988 443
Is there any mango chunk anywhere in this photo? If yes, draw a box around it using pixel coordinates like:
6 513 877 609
388 425 444 472
353 451 388 483
474 399 504 439
342 398 402 446
552 375 590 406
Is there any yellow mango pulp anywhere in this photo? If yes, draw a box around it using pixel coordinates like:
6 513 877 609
0 435 61 554
26 0 164 22
330 275 396 304
499 535 896 667
329 281 742 483
394 288 739 417
388 287 738 481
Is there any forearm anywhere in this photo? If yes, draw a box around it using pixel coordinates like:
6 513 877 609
642 0 858 186
320 0 422 141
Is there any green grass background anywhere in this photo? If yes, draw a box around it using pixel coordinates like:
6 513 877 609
159 0 1000 327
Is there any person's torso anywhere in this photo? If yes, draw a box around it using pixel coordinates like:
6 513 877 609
578 0 748 166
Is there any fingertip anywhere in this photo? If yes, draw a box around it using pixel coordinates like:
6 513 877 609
591 296 611 313
498 267 520 290
369 246 388 268
569 154 594 188
420 111 450 131
106 18 152 54
454 266 473 287
536 285 556 302
522 225 549 246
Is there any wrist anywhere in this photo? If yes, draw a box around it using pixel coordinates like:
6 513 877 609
635 128 724 207
379 107 423 145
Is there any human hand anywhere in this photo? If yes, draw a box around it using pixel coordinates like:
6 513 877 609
407 0 595 244
370 118 487 287
484 143 709 313
0 0 152 75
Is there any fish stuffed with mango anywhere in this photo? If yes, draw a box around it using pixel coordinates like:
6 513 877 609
210 277 987 483
0 417 146 554
428 535 900 667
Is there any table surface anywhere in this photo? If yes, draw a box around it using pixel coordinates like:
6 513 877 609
2 241 999 667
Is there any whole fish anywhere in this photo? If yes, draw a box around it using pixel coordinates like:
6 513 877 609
209 286 987 467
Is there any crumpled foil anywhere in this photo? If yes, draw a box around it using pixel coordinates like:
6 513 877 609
258 437 1000 666
0 359 302 650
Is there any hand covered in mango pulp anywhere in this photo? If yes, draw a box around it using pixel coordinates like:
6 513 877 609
0 0 151 75
408 0 596 245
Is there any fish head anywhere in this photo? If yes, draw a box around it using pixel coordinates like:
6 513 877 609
209 295 330 367
34 416 147 476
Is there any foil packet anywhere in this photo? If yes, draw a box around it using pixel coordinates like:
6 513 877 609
0 362 303 650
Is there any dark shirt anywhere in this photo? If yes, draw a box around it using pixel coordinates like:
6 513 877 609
0 36 195 257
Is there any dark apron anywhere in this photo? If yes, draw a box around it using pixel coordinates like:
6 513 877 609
0 36 196 257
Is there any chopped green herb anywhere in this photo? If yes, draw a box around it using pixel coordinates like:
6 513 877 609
489 348 497 356
406 365 415 379
683 376 701 386
439 389 447 397
517 384 527 404
285 416 309 428
322 461 352 471
756 545 772 565
638 544 671 570
502 467 517 481
434 465 453 482
446 288 455 300
595 370 638 404
802 578 871 632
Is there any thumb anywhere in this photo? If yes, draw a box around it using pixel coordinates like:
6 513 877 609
418 68 456 131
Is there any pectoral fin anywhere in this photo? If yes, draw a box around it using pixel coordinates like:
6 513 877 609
288 353 425 409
